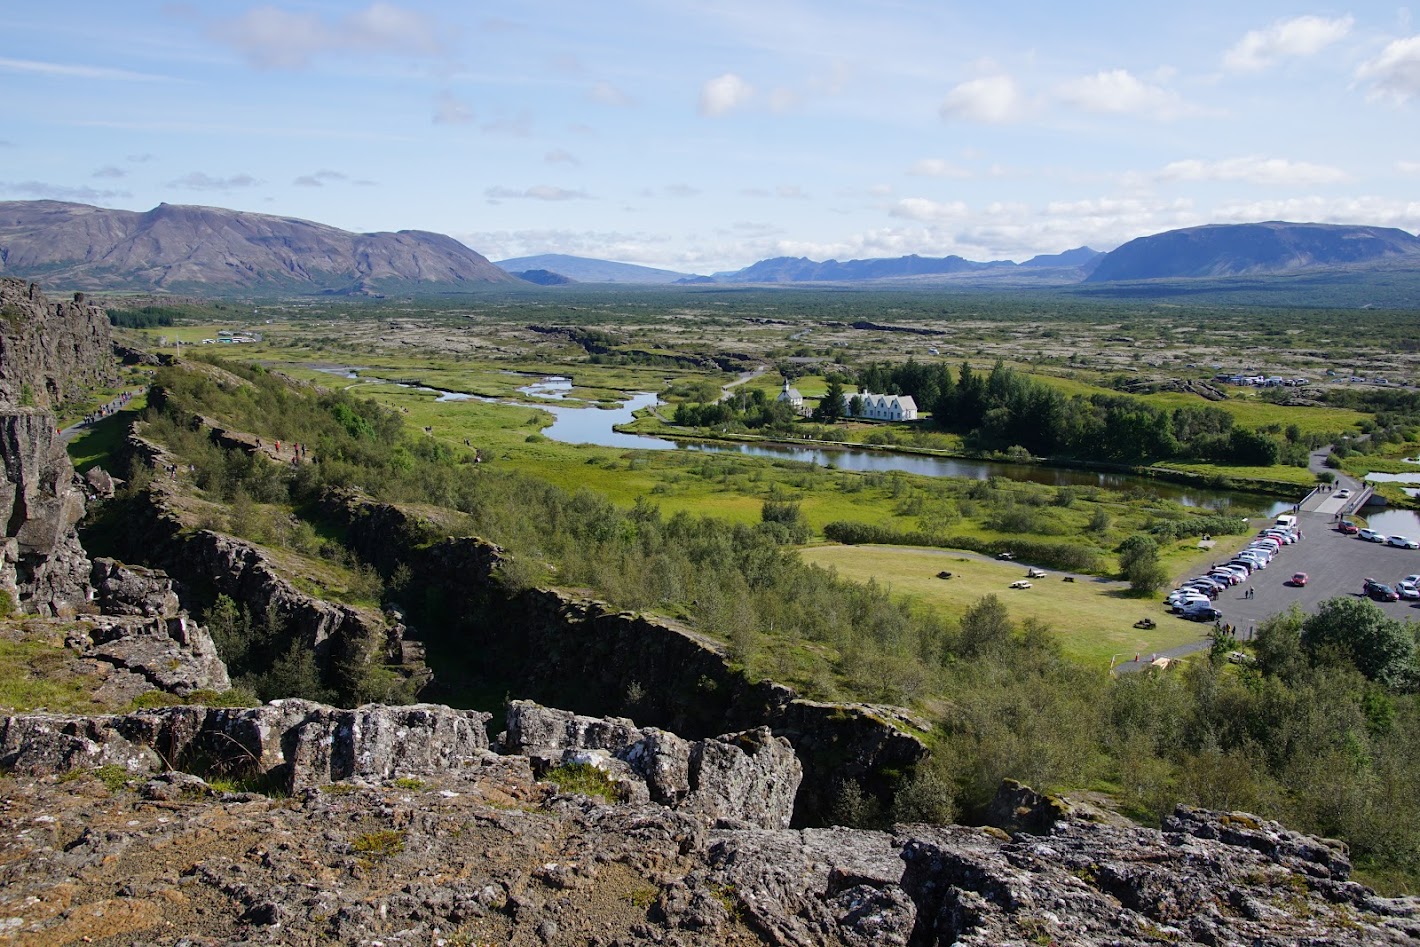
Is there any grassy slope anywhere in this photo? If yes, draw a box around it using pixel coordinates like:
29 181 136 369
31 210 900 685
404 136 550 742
800 545 1209 666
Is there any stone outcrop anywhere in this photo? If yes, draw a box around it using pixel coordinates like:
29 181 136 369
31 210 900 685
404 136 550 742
0 278 115 408
503 700 801 829
0 409 90 614
2 738 1418 947
0 699 491 792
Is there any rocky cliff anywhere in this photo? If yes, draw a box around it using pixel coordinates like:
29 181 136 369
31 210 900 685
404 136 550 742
0 409 90 614
114 429 427 703
0 278 114 614
0 694 1415 946
0 277 115 408
326 490 928 824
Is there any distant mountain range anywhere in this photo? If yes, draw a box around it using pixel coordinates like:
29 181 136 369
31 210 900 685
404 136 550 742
707 248 1104 284
493 254 694 284
0 200 518 293
3 200 1417 298
1086 221 1420 282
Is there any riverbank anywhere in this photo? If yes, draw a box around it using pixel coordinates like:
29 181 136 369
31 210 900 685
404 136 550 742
620 413 1311 502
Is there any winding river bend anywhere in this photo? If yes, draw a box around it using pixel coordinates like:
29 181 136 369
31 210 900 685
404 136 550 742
527 379 1292 515
313 367 1296 515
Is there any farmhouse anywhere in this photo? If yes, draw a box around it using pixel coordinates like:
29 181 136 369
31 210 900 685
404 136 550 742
842 391 918 421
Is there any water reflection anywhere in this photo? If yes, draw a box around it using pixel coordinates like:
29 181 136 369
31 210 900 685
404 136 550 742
532 388 1288 513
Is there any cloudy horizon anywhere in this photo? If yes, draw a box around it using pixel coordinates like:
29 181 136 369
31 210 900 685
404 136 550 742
2 2 1418 273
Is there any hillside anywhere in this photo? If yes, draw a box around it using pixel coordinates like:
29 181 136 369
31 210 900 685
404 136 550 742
1087 221 1420 282
494 253 694 283
0 200 521 293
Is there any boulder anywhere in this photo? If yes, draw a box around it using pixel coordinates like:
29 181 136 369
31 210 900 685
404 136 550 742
503 700 800 828
90 557 180 618
71 612 230 696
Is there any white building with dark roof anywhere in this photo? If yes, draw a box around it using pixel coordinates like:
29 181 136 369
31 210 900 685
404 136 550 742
843 391 918 421
777 379 804 410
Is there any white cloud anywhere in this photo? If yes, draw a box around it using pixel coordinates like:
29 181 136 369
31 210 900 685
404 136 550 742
699 73 754 116
1211 195 1420 230
0 56 172 82
1356 34 1420 102
1157 156 1348 186
211 2 445 69
908 158 972 179
589 81 633 107
1399 160 1420 174
545 148 580 165
293 170 347 187
1224 15 1353 72
939 75 1021 124
768 87 799 112
484 185 591 202
433 91 474 125
0 181 132 202
92 166 127 179
166 172 261 190
1055 69 1190 118
889 198 969 221
776 184 809 199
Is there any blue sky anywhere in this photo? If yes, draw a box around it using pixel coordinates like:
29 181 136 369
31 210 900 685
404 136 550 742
2 2 1418 273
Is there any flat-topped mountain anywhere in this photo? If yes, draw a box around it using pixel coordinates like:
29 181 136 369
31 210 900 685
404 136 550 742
0 200 520 293
1087 221 1420 282
494 253 695 284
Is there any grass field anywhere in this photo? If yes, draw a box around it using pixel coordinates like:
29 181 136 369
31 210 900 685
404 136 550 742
1028 370 1368 436
65 392 149 472
800 544 1209 666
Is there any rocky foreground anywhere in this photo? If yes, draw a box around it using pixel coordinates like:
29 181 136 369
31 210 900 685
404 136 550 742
3 699 1420 946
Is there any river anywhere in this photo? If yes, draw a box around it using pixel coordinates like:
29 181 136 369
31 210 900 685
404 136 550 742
527 379 1292 514
308 366 1295 515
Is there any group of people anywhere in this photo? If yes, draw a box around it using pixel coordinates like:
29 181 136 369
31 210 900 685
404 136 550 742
79 389 137 427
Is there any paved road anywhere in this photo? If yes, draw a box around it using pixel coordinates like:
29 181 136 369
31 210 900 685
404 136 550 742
1115 457 1419 673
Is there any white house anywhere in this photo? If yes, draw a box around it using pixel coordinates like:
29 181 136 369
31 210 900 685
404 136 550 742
842 391 918 421
777 379 804 410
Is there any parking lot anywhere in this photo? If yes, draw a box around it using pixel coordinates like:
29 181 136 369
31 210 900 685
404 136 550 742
1119 489 1419 672
1207 510 1420 636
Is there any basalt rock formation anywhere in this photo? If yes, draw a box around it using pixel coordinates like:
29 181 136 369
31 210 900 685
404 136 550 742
503 699 801 829
0 279 114 614
0 698 1416 947
0 277 116 408
322 489 929 824
0 409 90 614
114 428 428 702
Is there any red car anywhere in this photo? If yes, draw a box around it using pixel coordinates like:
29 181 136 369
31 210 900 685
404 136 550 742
1337 521 1359 534
1290 572 1308 587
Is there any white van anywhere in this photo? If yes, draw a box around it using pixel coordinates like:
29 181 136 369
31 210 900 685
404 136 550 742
1275 513 1298 531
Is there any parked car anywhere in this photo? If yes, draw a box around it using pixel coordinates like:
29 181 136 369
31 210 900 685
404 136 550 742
1337 521 1359 534
996 551 1016 561
1386 535 1419 549
1182 604 1223 622
1397 580 1420 601
1366 581 1400 602
1403 574 1420 586
1026 568 1047 578
1290 572 1309 587
1359 528 1388 543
